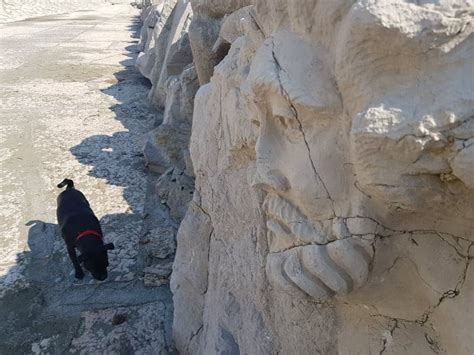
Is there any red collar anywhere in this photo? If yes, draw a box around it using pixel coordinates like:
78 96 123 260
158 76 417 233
76 229 102 242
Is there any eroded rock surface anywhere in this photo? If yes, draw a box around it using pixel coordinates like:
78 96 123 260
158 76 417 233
164 0 474 354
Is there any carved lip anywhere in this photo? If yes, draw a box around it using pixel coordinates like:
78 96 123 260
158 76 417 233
263 194 329 245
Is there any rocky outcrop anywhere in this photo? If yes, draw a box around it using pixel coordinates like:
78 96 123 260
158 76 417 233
188 0 251 85
136 0 474 354
143 65 198 174
134 0 198 292
137 0 197 177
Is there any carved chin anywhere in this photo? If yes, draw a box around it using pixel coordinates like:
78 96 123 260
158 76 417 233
263 193 332 252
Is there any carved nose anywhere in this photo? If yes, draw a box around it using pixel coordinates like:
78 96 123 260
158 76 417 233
251 169 290 191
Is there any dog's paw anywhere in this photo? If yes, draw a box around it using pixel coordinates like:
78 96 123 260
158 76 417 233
75 270 85 279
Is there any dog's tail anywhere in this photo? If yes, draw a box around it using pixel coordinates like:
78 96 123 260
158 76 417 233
57 179 74 189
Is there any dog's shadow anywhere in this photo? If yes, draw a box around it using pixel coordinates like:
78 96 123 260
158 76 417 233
26 220 57 260
21 220 70 283
9 219 124 287
0 221 65 347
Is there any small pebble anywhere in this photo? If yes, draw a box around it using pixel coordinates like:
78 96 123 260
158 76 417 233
112 313 127 326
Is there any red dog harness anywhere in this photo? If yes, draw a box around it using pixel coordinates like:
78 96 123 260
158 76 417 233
76 229 102 242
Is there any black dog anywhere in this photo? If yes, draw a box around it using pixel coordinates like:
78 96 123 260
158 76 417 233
56 179 114 280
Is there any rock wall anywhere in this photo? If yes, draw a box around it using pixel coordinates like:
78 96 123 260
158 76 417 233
134 0 198 291
136 0 474 354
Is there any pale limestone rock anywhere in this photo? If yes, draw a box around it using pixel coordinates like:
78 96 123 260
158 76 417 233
187 14 221 85
451 144 474 189
137 5 159 53
155 167 194 223
171 0 474 354
163 65 198 125
148 0 193 108
136 0 177 81
211 6 254 54
191 0 251 18
166 33 193 76
143 124 184 174
431 257 474 355
136 5 162 79
135 1 199 305
143 65 198 173
188 0 252 85
170 200 213 354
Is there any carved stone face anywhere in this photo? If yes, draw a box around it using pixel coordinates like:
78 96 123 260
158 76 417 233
242 1 474 302
247 30 342 230
245 30 374 300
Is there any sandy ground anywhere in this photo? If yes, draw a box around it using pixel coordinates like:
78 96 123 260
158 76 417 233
0 0 111 24
0 4 174 353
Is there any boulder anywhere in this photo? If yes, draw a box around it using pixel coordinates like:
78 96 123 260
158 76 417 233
171 1 474 353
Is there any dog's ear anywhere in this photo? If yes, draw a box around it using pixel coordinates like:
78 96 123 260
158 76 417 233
104 243 115 251
78 253 88 263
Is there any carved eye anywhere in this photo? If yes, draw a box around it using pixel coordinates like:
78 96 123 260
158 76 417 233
251 119 261 127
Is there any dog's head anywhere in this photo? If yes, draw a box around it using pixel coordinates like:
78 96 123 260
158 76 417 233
78 243 114 281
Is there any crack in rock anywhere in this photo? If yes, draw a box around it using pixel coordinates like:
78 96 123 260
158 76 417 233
269 40 336 217
186 324 203 354
407 242 474 326
379 318 398 355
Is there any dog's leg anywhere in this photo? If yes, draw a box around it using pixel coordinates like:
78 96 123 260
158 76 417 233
67 245 84 279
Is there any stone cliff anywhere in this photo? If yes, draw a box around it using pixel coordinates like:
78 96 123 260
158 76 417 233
135 1 474 354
